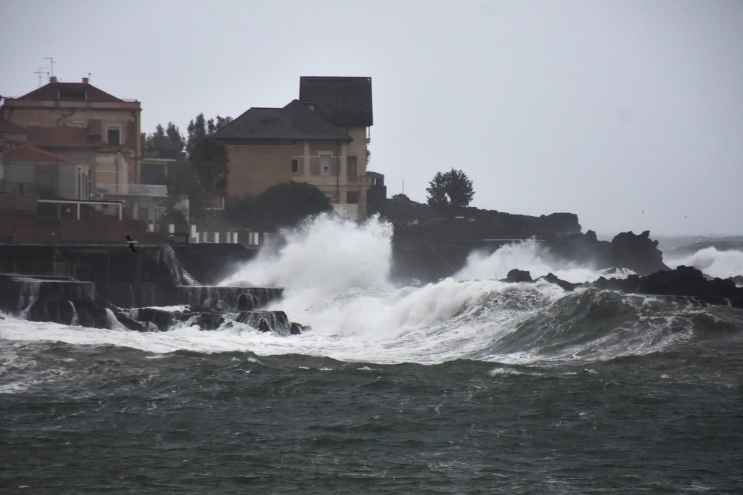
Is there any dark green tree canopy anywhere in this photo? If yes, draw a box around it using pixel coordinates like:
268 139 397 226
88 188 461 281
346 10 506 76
226 182 332 231
187 113 233 194
426 168 475 208
145 122 185 159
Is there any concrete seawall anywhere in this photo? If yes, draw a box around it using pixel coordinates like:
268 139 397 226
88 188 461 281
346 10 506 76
0 243 259 307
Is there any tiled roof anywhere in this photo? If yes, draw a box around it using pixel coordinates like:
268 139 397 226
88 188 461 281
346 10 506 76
299 76 373 127
14 81 124 103
4 143 67 163
215 100 351 142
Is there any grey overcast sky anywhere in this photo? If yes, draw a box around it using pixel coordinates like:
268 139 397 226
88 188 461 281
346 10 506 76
1 0 741 235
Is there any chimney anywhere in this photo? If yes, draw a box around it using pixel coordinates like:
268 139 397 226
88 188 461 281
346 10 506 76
82 77 89 84
49 76 58 83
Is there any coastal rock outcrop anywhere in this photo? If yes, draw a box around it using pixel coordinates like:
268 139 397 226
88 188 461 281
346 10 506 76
546 230 667 276
539 273 579 291
504 269 533 283
595 266 743 308
503 265 743 308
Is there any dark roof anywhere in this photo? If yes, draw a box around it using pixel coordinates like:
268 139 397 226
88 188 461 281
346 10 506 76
4 143 67 163
215 100 351 142
299 76 373 127
15 81 124 103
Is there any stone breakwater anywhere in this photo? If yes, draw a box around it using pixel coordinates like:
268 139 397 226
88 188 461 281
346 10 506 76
0 272 302 334
0 243 305 334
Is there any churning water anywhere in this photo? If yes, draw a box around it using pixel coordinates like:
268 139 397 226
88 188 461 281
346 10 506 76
2 215 742 493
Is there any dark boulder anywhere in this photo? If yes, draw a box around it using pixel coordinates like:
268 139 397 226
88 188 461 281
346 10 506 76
135 307 178 331
193 312 225 331
504 269 533 283
596 266 743 308
609 230 667 276
290 322 306 335
538 273 579 291
236 310 290 334
109 307 148 331
546 230 667 276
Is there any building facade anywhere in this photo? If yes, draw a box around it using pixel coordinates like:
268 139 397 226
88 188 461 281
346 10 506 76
0 77 167 222
215 76 373 219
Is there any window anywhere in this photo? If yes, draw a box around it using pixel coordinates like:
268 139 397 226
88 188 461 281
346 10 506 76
321 157 332 176
107 127 121 145
347 155 358 178
347 191 360 204
291 159 300 174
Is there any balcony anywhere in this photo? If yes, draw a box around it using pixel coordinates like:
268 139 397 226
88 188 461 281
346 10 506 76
97 183 168 198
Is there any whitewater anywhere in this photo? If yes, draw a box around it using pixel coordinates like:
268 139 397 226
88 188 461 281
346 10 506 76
3 215 743 494
2 215 740 365
664 245 743 280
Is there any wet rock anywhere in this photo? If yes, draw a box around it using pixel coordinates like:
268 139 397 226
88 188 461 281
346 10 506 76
596 266 743 308
109 307 147 331
504 269 533 283
69 300 109 328
193 312 225 331
134 307 177 331
290 322 308 335
609 230 667 276
538 273 579 291
237 310 290 335
180 286 284 312
546 230 667 276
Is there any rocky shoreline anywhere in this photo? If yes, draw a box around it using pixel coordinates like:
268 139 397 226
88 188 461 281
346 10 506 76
504 266 743 309
0 270 305 335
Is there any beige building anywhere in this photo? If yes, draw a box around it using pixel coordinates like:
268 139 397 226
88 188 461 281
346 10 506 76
215 76 373 219
0 77 167 221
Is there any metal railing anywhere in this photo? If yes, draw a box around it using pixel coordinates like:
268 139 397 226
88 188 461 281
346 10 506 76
97 183 168 197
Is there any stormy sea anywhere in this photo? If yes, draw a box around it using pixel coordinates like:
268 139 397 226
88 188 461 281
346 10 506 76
2 217 742 494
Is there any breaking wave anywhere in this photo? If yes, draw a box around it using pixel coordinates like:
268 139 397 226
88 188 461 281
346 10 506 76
665 247 743 279
2 215 741 365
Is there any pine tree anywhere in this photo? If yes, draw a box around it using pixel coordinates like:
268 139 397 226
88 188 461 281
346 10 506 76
426 168 475 208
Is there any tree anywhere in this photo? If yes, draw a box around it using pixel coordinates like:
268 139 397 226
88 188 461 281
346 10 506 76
426 168 474 208
187 113 232 194
226 182 332 231
145 122 185 158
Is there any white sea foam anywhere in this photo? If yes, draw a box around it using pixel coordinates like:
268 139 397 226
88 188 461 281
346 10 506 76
665 246 743 279
454 238 626 283
0 216 697 365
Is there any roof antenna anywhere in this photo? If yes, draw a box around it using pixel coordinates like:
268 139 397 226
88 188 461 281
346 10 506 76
45 56 55 77
34 68 48 87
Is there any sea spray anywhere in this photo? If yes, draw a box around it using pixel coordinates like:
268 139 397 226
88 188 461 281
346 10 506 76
222 214 393 294
454 238 620 283
68 300 79 326
104 308 127 330
17 280 41 319
665 246 743 278
0 216 729 365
